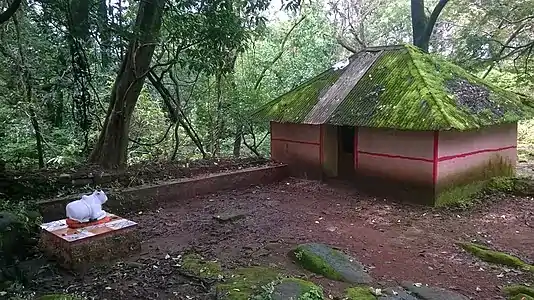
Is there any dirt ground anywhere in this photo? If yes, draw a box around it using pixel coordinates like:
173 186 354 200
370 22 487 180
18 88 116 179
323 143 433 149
30 178 534 300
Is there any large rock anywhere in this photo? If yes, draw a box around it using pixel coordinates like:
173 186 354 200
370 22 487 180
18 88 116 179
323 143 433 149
401 282 469 300
291 243 373 284
271 278 323 300
378 287 419 300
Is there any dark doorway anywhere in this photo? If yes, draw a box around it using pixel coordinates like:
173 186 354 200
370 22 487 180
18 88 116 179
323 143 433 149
338 126 355 178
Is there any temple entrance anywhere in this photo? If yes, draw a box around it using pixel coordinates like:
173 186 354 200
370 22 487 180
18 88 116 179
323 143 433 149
337 126 355 178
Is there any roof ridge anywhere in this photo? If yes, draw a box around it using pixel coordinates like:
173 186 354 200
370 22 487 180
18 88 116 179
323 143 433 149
405 46 456 129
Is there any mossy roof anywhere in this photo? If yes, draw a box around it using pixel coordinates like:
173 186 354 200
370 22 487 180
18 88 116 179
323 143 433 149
254 44 534 131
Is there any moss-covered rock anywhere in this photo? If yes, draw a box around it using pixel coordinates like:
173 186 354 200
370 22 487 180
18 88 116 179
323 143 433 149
345 287 376 300
180 253 222 279
215 266 281 300
291 243 372 284
268 278 324 300
459 243 534 271
509 294 534 300
504 285 534 299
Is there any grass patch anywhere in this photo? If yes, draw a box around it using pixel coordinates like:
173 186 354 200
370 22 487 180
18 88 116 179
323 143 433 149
459 243 534 271
215 266 281 300
180 253 222 279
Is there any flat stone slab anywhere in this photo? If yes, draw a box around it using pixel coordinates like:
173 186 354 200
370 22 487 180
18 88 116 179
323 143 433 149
39 213 140 270
401 282 469 300
271 278 323 300
292 243 373 284
378 286 419 300
213 211 248 222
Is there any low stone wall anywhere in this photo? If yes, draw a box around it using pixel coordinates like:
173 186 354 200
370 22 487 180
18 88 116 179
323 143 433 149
38 165 288 221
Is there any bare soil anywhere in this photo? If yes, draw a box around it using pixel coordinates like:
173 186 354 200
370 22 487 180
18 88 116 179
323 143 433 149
29 178 534 300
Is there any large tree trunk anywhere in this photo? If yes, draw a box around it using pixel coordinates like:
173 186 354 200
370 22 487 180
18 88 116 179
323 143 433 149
411 0 449 52
411 0 427 49
0 0 21 25
88 0 165 169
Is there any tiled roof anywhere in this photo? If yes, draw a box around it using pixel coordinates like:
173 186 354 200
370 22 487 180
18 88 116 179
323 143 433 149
253 44 534 131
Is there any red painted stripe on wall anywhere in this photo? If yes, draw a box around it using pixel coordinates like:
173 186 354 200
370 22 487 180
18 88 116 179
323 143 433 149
432 131 439 186
354 127 359 169
271 138 321 146
357 145 516 163
438 145 517 162
358 151 433 162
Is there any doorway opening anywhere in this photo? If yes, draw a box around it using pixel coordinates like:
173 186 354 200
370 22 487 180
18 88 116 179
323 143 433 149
338 126 355 178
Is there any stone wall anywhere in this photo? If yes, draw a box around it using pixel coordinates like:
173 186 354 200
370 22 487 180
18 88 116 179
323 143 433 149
38 165 289 221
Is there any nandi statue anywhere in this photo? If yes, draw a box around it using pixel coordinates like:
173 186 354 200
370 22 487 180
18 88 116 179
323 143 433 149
66 190 108 226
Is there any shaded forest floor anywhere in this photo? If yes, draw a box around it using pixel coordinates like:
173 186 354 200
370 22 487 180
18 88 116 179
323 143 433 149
29 178 534 299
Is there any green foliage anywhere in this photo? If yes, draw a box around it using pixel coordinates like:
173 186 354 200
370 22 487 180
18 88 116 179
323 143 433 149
0 200 41 264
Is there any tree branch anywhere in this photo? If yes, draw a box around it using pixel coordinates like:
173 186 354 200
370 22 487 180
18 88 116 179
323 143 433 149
0 0 21 25
419 0 449 51
483 22 527 78
337 36 360 53
253 15 306 90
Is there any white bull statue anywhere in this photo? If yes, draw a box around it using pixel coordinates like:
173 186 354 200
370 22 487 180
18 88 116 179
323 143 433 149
66 190 108 223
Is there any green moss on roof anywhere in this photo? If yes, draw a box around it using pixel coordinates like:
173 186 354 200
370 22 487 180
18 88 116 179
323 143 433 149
254 68 343 124
255 44 534 130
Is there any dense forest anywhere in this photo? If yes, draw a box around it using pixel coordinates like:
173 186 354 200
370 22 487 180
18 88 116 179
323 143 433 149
0 0 532 171
0 0 533 298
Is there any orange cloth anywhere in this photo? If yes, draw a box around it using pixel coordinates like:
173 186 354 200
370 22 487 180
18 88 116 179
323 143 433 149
66 216 112 229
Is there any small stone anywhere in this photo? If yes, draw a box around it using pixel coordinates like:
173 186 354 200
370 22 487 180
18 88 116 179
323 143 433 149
213 211 247 222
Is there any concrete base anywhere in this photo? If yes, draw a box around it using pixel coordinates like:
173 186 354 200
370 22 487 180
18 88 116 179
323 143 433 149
39 213 140 271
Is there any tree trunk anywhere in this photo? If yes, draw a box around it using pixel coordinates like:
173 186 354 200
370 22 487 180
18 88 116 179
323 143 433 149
29 106 45 168
88 0 165 169
233 124 242 158
12 12 45 168
98 0 111 67
0 0 21 25
411 0 427 50
411 0 449 52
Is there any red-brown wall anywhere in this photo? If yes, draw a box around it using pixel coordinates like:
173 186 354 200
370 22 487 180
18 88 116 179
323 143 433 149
270 122 323 179
352 123 518 204
436 123 517 191
356 127 434 185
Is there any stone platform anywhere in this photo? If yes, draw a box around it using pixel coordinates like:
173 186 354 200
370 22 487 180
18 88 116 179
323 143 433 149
39 213 140 270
